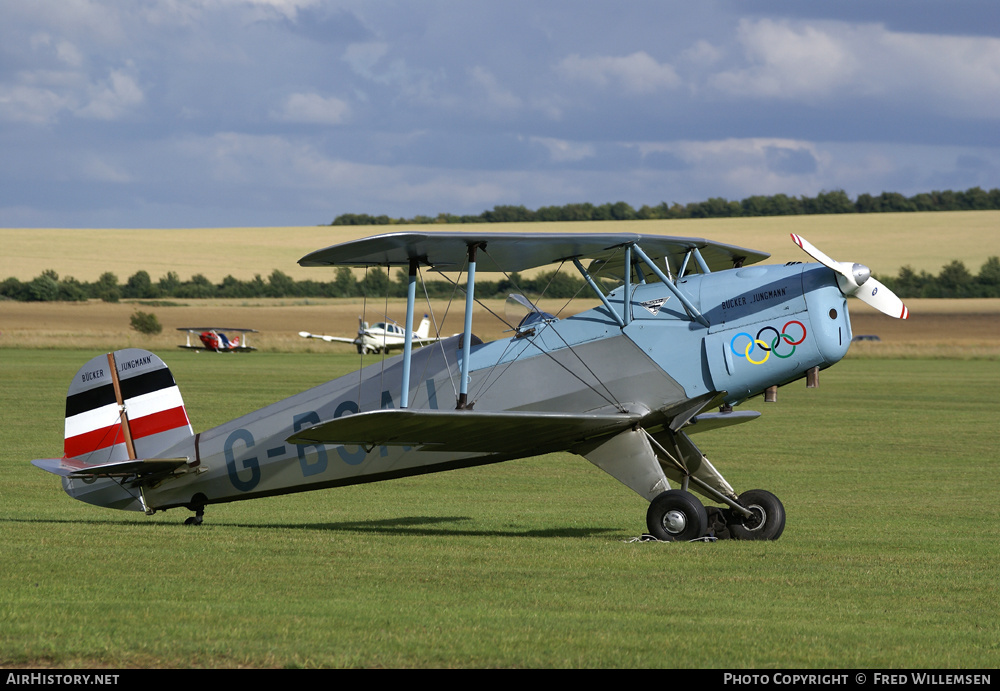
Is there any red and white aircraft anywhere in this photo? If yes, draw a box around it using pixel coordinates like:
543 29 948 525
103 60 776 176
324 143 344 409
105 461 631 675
177 327 257 353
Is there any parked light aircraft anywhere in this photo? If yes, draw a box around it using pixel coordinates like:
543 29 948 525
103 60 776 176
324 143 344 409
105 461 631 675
32 231 907 540
177 327 257 353
299 314 441 354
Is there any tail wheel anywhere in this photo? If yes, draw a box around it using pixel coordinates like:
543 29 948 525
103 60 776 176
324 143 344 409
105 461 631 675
646 489 708 542
728 489 785 540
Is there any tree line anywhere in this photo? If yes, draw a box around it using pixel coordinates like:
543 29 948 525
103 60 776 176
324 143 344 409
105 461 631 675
0 267 587 302
4 256 1000 303
331 187 1000 226
880 257 1000 299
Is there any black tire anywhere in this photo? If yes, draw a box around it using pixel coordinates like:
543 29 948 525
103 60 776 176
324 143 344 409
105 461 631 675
646 490 709 542
727 489 785 541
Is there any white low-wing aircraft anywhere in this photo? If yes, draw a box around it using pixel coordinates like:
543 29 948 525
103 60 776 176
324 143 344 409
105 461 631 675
31 231 907 540
299 314 440 354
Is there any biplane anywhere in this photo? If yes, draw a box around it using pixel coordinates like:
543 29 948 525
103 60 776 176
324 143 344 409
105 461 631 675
299 314 442 354
32 231 907 540
177 327 257 352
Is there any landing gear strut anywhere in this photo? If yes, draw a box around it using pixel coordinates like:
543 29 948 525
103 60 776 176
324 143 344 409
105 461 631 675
184 499 205 526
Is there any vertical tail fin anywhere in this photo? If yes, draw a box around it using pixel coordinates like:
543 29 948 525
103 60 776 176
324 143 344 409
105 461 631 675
416 314 431 339
63 349 193 465
33 349 194 512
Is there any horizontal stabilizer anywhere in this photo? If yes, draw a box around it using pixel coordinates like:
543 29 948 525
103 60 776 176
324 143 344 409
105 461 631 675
684 410 760 434
32 457 191 480
287 408 641 456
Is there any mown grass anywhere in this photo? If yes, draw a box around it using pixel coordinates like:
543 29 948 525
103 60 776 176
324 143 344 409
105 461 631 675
1 351 998 668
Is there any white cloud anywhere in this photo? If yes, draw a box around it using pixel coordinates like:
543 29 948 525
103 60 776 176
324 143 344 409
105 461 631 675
0 85 71 124
195 0 322 20
180 132 385 189
529 136 595 163
273 92 350 125
711 19 862 100
709 18 1000 117
682 40 725 67
556 51 680 94
76 66 144 119
635 138 830 199
469 66 523 112
876 30 1000 118
0 64 143 123
343 41 389 80
342 40 444 105
165 131 526 214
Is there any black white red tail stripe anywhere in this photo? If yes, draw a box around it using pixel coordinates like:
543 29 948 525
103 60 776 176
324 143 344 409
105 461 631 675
63 349 193 463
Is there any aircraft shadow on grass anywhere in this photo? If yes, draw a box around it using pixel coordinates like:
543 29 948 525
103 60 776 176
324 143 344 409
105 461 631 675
6 515 619 539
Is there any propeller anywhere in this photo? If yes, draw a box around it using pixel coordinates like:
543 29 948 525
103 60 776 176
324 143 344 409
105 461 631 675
790 234 909 319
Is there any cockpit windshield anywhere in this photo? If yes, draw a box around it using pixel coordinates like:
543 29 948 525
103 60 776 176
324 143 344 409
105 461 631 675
505 293 556 332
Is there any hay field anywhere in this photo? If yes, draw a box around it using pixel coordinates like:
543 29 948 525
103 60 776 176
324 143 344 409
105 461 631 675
2 210 999 283
3 212 999 358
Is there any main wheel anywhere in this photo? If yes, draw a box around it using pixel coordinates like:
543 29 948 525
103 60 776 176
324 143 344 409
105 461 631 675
646 490 709 542
727 489 785 540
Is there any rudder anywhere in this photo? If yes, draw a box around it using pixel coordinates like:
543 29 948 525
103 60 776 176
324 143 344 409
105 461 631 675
64 349 194 465
416 314 431 339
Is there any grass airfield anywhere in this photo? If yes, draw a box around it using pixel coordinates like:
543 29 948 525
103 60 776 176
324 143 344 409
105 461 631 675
2 213 1000 668
3 351 998 668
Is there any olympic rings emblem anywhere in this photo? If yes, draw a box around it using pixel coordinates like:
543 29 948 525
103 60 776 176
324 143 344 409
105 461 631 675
730 320 806 365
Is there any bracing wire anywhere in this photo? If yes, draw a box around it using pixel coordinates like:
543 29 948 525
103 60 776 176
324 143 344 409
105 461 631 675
445 247 626 412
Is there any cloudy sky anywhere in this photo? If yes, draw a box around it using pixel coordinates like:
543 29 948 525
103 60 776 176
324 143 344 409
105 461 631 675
2 0 998 228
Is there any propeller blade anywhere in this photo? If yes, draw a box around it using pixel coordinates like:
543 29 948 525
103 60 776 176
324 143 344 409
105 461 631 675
790 234 908 319
790 233 837 269
852 276 910 320
790 233 869 290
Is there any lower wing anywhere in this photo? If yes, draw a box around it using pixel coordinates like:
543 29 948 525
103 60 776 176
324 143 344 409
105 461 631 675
286 408 641 456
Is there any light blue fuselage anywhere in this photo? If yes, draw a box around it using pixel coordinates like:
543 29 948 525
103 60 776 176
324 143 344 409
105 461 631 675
68 261 850 514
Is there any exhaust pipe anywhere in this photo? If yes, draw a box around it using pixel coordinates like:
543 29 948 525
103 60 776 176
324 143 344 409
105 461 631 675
806 366 819 388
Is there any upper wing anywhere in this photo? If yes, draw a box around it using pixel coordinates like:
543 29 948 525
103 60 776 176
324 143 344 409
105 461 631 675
298 231 768 275
176 327 259 333
286 408 641 456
